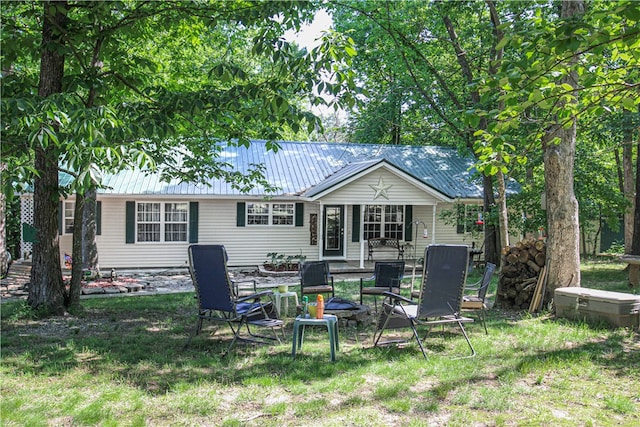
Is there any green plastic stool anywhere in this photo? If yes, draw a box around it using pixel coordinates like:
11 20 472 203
291 314 339 362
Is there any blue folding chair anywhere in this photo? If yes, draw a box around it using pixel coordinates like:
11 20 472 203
186 244 284 354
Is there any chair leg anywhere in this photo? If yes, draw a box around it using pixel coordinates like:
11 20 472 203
183 317 204 349
409 321 428 359
456 321 476 359
481 308 488 334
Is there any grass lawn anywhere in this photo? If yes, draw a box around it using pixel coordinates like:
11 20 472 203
1 260 639 426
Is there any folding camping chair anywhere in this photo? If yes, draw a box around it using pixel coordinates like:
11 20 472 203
299 261 335 299
185 244 284 354
462 262 496 334
373 244 475 359
360 261 405 311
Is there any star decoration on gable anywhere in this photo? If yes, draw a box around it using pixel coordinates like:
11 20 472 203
370 176 392 200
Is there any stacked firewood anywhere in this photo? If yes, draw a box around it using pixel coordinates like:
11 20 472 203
497 239 547 310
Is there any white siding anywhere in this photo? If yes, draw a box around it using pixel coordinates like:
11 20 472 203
57 197 523 269
75 197 321 268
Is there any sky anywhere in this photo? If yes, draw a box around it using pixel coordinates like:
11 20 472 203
284 9 333 50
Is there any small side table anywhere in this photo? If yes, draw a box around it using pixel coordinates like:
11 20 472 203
274 291 299 317
291 314 339 362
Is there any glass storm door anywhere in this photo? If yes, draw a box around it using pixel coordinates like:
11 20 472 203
323 205 344 257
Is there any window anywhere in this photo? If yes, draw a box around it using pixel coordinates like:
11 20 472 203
247 203 294 226
247 203 269 225
137 202 188 242
165 203 188 241
64 201 75 234
364 205 404 240
456 204 484 234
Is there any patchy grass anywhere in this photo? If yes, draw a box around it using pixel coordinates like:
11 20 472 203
1 261 639 426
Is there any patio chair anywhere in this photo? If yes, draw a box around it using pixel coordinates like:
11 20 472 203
299 261 335 299
373 244 475 359
185 244 284 354
461 262 496 334
360 261 405 311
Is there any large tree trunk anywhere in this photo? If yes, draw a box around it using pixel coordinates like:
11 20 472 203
543 0 583 294
27 1 68 314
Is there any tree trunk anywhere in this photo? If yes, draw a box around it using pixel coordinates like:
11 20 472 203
543 0 583 294
67 193 84 308
442 6 504 268
0 163 7 277
631 127 640 257
623 113 637 254
82 187 100 275
483 174 500 267
27 1 68 314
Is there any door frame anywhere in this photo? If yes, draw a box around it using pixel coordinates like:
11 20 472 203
322 205 345 258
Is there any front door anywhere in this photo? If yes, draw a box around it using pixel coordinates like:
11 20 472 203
323 205 344 257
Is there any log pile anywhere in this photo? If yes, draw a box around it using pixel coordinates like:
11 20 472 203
498 239 547 310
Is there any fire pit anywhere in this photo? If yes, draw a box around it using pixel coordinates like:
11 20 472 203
325 302 374 327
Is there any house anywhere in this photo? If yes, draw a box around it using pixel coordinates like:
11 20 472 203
20 141 518 269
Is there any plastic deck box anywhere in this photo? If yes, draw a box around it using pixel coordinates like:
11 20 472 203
554 287 640 328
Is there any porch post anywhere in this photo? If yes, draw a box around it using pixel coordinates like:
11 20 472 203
318 201 324 260
431 204 437 244
359 204 365 269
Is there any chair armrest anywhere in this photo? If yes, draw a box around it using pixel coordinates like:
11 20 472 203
464 279 482 291
232 279 257 294
382 291 414 304
236 289 274 303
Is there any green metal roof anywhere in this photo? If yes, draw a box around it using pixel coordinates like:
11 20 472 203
92 140 512 199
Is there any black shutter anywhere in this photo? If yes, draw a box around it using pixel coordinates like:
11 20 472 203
405 205 413 241
352 205 360 242
125 201 135 243
189 201 199 243
295 203 304 227
96 201 102 235
236 202 246 227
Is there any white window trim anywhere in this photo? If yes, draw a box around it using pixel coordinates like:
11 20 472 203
136 201 189 243
246 202 295 226
63 201 75 235
363 204 405 240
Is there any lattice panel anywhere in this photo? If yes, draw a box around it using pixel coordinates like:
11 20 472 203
20 195 34 259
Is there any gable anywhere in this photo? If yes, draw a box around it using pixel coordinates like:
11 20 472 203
305 160 452 204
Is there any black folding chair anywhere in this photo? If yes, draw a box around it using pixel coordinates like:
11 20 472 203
462 262 496 334
185 244 284 354
360 261 405 311
373 245 475 359
299 261 335 299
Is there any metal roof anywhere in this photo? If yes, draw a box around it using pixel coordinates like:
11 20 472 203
96 140 504 199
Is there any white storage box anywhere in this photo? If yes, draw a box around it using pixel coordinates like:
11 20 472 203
554 287 640 328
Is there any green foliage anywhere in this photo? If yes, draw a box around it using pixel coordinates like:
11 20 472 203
265 252 307 271
473 0 640 175
1 1 361 312
1 1 359 195
604 240 625 255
